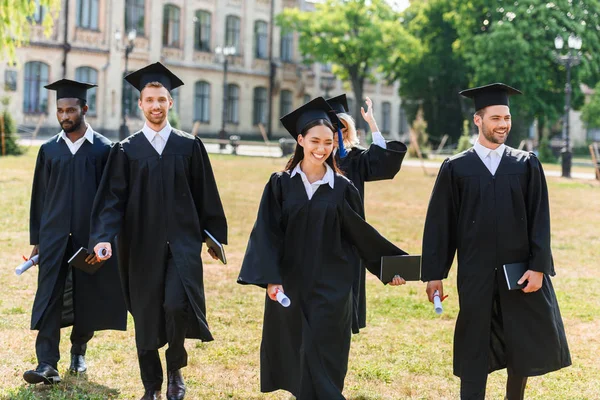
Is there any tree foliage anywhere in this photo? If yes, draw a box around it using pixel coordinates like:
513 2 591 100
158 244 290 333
0 0 60 62
277 0 421 128
581 82 600 129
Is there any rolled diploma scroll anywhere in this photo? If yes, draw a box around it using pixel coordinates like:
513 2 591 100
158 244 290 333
275 289 291 308
433 290 443 315
16 254 40 276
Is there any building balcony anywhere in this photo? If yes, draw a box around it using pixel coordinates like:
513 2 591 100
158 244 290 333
162 46 183 60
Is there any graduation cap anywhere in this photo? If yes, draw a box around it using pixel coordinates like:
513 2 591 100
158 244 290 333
459 83 522 111
326 94 349 114
44 79 97 101
124 62 184 92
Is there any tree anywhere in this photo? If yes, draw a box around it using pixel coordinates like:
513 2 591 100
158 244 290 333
581 82 600 129
1 97 23 156
277 0 421 129
385 0 470 144
0 0 60 62
449 0 600 143
456 120 474 153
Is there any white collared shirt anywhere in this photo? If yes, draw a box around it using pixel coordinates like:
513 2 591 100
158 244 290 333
371 131 387 149
474 140 505 175
57 124 94 155
142 121 172 155
291 162 335 200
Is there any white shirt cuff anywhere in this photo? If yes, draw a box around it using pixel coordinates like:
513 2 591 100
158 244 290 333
372 131 387 149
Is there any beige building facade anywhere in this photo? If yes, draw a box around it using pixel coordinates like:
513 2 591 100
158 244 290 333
1 0 404 140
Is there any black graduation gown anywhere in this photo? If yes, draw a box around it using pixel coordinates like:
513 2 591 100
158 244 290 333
89 130 227 350
238 171 406 400
336 141 407 332
29 132 127 332
421 147 571 380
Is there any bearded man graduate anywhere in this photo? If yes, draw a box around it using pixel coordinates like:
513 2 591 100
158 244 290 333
25 79 127 385
89 62 227 400
421 83 571 400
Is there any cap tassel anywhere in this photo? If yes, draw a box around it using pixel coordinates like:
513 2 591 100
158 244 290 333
337 127 347 158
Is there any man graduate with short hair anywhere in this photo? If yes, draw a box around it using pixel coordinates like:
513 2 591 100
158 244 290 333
422 83 571 400
89 62 227 400
25 79 127 385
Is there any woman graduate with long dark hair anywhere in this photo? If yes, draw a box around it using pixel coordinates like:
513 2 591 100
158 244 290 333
237 97 408 400
327 94 408 331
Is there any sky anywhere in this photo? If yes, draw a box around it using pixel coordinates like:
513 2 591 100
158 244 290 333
306 0 411 12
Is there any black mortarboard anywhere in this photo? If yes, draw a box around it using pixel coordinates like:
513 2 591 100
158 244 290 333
281 97 340 141
124 62 184 92
459 83 522 111
326 94 349 114
44 79 97 101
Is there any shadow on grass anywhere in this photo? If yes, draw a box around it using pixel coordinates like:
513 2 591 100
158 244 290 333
0 376 120 400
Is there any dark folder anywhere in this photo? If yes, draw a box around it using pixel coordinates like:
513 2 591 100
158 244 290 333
204 230 226 264
503 262 528 290
380 255 421 284
68 247 105 275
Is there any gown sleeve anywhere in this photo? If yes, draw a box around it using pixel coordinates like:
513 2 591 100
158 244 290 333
341 181 407 281
421 159 458 281
359 141 407 182
29 146 48 245
191 137 228 245
88 143 129 249
237 173 285 288
526 154 554 276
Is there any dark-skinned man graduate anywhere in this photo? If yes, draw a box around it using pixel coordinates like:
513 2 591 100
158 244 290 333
89 62 227 400
25 79 127 385
422 83 571 400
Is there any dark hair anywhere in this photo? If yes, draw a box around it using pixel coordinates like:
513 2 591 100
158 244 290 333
474 109 486 118
284 119 343 174
76 99 87 108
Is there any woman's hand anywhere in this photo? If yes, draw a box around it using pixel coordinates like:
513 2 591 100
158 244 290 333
267 284 284 301
361 97 380 133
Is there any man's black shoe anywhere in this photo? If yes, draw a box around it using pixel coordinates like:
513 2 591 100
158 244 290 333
23 363 61 385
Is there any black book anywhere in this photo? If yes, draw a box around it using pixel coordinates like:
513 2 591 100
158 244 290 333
380 255 421 284
503 262 528 290
68 247 105 275
204 230 226 264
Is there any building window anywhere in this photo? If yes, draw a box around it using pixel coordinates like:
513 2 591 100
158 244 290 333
23 62 49 114
280 90 293 118
163 4 181 47
4 70 17 91
321 62 332 72
194 81 210 123
225 15 241 52
226 84 239 124
75 67 98 115
280 31 293 62
194 10 211 52
125 0 145 35
123 72 139 118
76 0 99 30
254 20 268 59
382 101 391 133
29 0 45 24
253 87 267 125
170 87 179 114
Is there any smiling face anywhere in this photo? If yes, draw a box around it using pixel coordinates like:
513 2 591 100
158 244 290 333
297 124 335 168
139 84 172 128
474 105 512 148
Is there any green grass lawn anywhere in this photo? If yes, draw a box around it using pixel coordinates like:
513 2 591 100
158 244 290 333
0 147 599 399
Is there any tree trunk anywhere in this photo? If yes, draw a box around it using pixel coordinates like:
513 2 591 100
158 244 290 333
350 75 365 133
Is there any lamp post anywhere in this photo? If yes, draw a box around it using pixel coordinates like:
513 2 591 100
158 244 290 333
116 29 137 140
215 45 236 151
554 34 582 178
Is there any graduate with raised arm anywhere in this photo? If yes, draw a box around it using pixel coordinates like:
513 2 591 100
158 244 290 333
89 62 227 400
25 79 127 385
422 83 571 400
238 97 408 400
326 94 408 331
